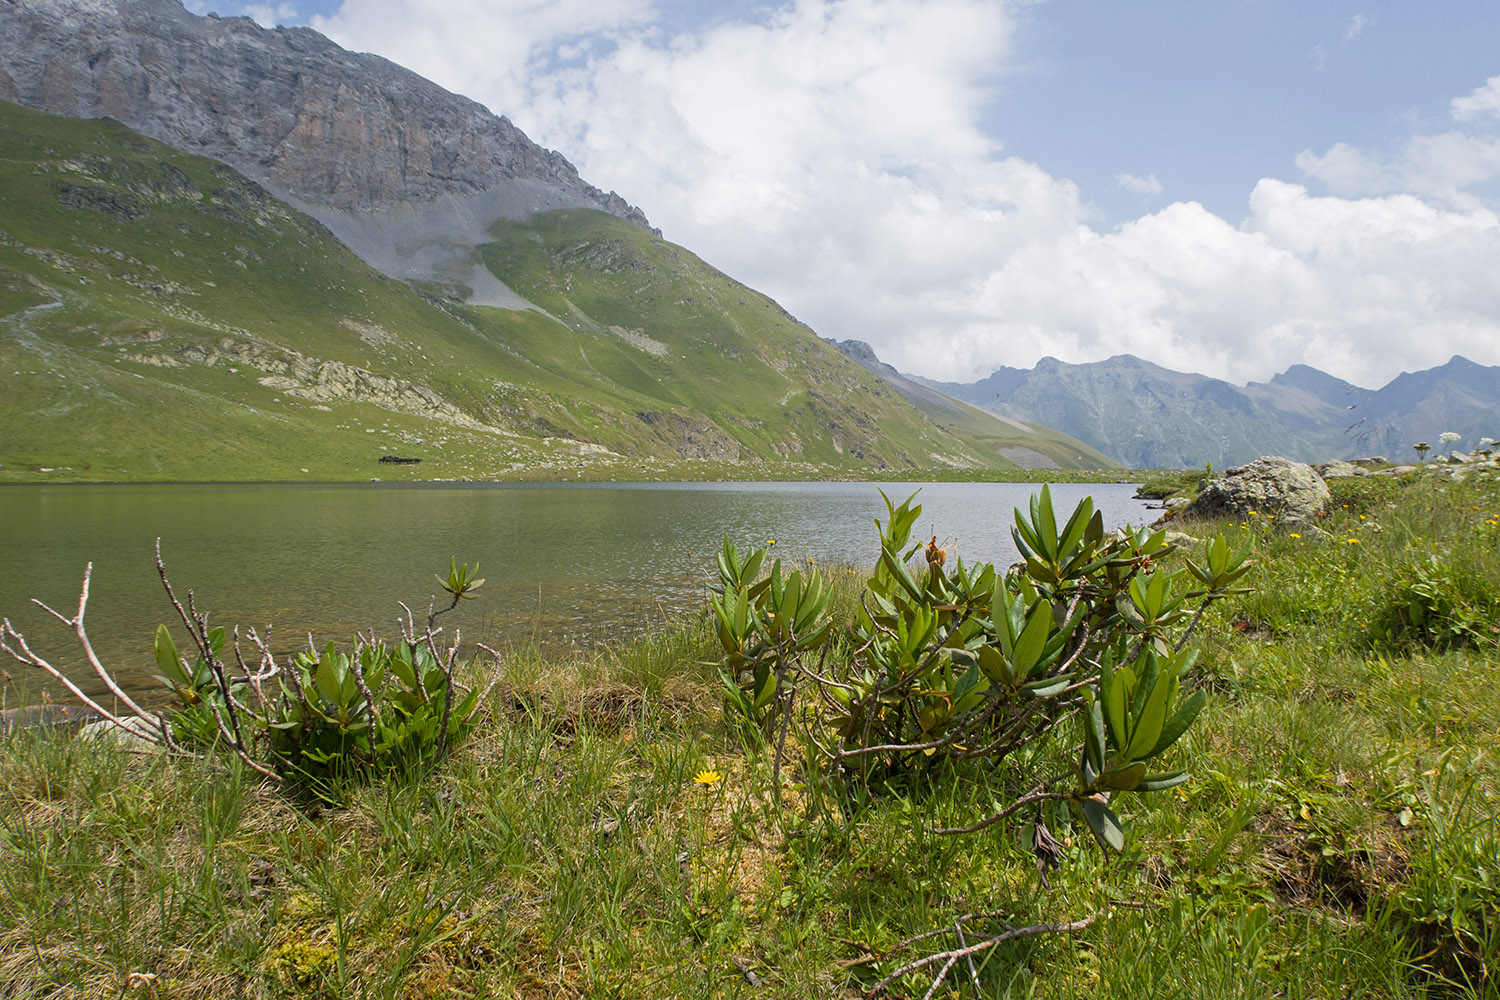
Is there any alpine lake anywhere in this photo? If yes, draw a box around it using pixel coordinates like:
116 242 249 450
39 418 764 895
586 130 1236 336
0 480 1153 704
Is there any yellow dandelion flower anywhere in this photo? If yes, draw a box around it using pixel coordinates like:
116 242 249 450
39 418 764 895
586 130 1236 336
1346 538 1360 544
693 769 722 786
1289 533 1301 539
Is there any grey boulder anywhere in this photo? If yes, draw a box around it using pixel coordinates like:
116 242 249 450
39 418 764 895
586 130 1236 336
1185 456 1332 526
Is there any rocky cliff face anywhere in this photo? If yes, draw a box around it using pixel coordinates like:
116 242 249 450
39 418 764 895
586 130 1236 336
0 0 652 226
0 0 655 299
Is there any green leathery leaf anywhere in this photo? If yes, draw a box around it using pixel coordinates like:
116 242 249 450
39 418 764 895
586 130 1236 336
1131 652 1160 723
1032 485 1059 561
1083 688 1107 771
1096 760 1148 791
1012 603 1052 677
1136 770 1191 792
314 656 341 706
1122 668 1173 762
154 625 190 689
881 547 923 602
454 684 480 718
1082 797 1125 851
1022 675 1070 698
977 645 1013 686
1104 664 1132 749
1057 495 1095 559
1024 555 1054 585
952 661 983 704
1149 689 1207 758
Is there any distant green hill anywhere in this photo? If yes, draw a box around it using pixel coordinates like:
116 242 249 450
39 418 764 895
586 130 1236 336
0 102 1110 481
833 340 1119 470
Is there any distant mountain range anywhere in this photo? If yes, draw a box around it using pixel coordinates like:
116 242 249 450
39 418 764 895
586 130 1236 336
0 0 1109 480
904 353 1499 468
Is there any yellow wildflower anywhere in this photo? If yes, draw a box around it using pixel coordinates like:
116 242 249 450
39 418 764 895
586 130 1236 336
693 769 723 786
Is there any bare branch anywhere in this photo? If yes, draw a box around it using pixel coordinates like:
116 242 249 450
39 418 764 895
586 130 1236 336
471 642 506 717
434 627 459 762
204 695 281 781
155 539 197 644
0 617 160 745
30 564 154 722
870 914 1097 996
930 786 1073 837
348 645 380 765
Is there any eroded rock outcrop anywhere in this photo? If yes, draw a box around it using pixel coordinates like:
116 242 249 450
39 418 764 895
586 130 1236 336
0 0 655 245
127 336 511 435
634 410 741 462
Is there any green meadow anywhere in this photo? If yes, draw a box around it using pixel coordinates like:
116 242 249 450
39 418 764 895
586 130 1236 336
1 468 1495 998
0 100 1113 485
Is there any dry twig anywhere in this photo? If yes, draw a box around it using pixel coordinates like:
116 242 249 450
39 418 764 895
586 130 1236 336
870 913 1097 997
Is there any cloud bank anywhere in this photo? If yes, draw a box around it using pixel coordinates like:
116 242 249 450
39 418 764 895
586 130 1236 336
314 0 1500 388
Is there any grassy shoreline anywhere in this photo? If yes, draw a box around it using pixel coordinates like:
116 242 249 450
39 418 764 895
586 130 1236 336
2 469 1496 998
0 465 1145 487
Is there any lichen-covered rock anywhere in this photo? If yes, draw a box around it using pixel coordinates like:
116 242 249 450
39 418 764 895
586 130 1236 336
1319 460 1368 478
1186 456 1331 525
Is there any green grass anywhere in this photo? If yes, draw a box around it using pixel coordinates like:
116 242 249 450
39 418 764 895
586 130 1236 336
0 101 1113 484
1 466 1496 997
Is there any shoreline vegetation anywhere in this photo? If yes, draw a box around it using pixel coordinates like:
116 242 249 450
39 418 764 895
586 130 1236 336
0 465 1146 487
1 465 1496 997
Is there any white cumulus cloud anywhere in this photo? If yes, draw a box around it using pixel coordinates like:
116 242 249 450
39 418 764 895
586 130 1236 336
1116 173 1163 196
1452 74 1500 122
313 0 1500 387
243 2 299 28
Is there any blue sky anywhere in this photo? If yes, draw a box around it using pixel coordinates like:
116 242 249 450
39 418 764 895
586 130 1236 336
200 0 1500 387
989 1 1500 224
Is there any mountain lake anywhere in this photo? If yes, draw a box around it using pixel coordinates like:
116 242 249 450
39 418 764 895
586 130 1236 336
0 481 1154 703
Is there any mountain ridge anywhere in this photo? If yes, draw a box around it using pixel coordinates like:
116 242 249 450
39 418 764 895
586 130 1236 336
904 350 1498 468
0 0 656 300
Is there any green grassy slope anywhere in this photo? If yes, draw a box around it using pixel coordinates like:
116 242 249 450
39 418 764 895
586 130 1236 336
474 210 1032 470
0 102 1101 481
837 351 1121 469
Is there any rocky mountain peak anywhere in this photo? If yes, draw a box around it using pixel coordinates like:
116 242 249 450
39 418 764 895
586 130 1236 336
0 0 655 231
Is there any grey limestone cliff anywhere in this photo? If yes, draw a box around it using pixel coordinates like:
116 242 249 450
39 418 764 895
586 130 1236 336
0 0 656 300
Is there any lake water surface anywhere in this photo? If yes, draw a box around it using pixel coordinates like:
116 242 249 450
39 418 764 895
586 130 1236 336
0 481 1151 701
